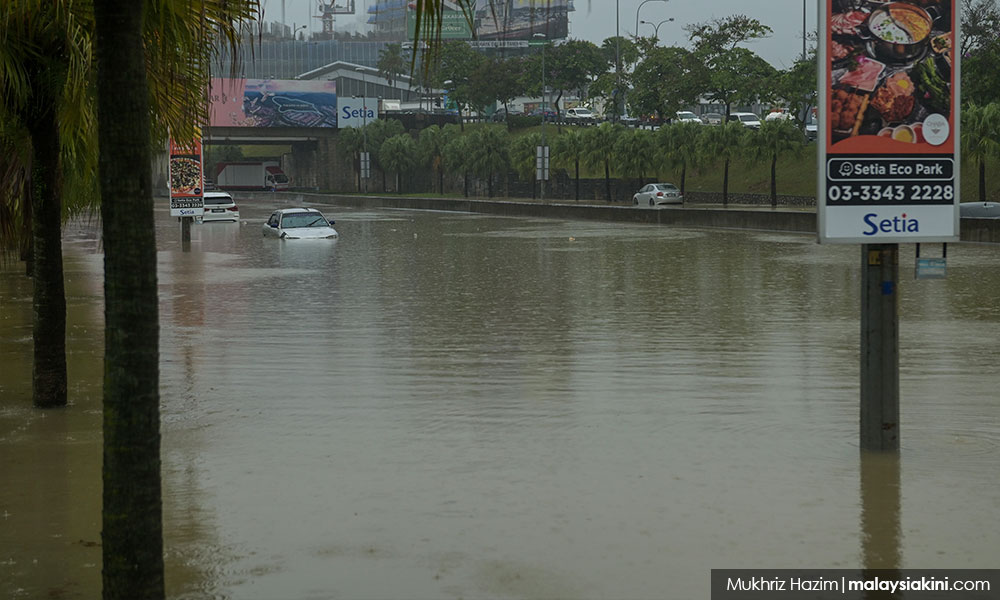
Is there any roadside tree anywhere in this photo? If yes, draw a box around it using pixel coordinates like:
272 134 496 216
553 128 586 201
961 103 1000 202
466 126 509 198
380 134 419 193
510 132 543 198
698 121 748 206
442 133 473 197
630 46 704 123
614 128 658 188
657 121 704 196
776 55 818 132
687 16 777 118
581 122 624 202
742 119 805 207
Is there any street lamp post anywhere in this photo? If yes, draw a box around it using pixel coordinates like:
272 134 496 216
634 0 668 40
533 33 547 202
355 66 369 192
639 18 674 41
292 24 307 77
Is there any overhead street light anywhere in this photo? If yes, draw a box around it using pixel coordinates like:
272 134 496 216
635 0 668 41
640 17 674 41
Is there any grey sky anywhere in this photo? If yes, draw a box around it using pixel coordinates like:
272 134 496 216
262 0 816 69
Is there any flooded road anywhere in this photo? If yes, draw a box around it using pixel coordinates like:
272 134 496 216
2 197 999 599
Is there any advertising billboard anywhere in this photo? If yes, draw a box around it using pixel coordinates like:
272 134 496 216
168 138 204 217
209 78 338 128
818 0 959 243
407 6 473 40
474 0 570 41
338 98 379 128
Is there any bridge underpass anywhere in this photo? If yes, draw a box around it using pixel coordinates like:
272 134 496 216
202 126 351 192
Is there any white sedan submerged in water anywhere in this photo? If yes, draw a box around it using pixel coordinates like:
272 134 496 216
263 208 338 239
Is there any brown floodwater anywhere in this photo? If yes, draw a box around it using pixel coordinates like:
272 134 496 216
2 197 999 599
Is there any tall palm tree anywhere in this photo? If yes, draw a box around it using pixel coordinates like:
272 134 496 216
442 133 472 197
338 126 365 191
380 133 418 193
1 0 96 408
961 102 1000 202
614 128 657 189
466 126 509 198
581 122 624 202
377 43 407 91
698 121 747 207
91 1 259 597
93 1 165 596
510 132 542 198
553 128 585 201
418 124 458 194
742 119 804 208
658 121 703 196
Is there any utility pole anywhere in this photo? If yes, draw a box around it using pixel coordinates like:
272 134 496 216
860 244 900 451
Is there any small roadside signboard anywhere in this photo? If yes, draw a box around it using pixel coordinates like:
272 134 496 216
168 138 205 218
818 0 960 243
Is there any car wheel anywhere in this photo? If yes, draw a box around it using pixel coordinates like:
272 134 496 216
633 196 639 205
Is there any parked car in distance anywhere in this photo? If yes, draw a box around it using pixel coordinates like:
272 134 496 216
764 110 793 122
633 183 683 206
565 107 596 124
199 190 240 223
728 112 762 129
675 111 702 124
701 112 723 125
262 208 339 239
490 108 523 122
528 108 559 122
805 115 818 141
960 202 1000 218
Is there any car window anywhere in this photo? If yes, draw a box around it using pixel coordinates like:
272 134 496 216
740 115 758 122
281 213 329 228
267 213 279 227
655 184 678 191
203 195 232 205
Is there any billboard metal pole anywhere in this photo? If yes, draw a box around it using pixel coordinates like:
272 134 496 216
860 244 899 451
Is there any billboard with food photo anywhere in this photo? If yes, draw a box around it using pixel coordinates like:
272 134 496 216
168 138 204 218
820 0 959 243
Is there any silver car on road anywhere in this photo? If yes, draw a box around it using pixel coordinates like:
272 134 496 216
633 183 683 206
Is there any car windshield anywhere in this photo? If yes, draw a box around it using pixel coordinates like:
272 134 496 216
575 109 592 115
281 213 329 228
272 174 289 183
655 184 678 191
677 112 696 119
203 195 232 205
740 115 759 122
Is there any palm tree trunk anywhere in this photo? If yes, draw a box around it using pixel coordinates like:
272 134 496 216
27 110 67 408
680 164 687 197
574 159 580 201
723 158 730 207
604 160 611 202
771 154 778 208
93 1 165 598
463 172 469 197
438 164 444 195
980 160 986 203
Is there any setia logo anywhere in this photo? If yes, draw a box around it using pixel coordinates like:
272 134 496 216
341 105 376 120
863 212 919 236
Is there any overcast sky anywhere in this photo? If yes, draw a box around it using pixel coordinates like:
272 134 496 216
261 0 816 69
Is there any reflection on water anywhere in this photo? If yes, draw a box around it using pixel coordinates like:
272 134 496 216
2 199 999 599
